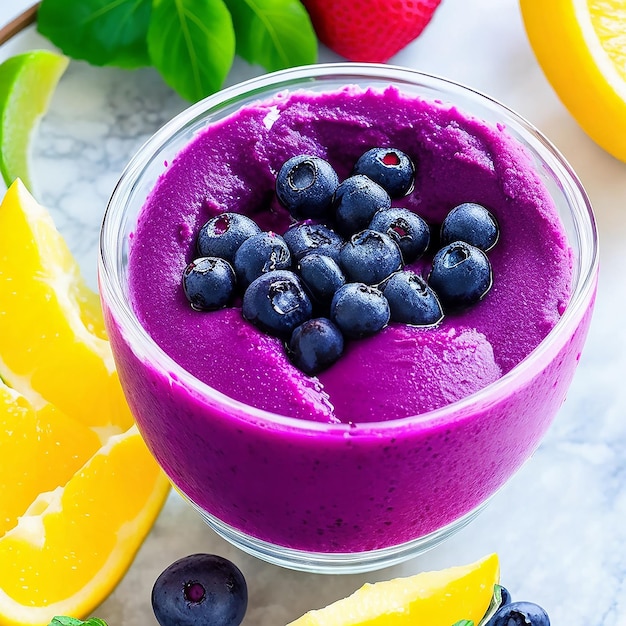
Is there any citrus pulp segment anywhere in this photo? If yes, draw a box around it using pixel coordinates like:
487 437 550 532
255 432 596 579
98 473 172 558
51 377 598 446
520 0 626 161
0 180 134 431
0 50 68 189
0 425 170 626
286 553 499 625
0 380 101 538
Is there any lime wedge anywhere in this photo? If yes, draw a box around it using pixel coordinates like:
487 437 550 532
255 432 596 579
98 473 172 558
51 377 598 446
0 49 68 189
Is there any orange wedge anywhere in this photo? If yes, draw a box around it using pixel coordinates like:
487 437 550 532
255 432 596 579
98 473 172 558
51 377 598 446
0 179 133 431
520 0 626 161
287 553 499 626
0 379 101 537
0 426 170 626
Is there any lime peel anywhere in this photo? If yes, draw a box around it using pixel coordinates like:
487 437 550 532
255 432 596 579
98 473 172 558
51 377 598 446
477 585 504 626
0 50 69 189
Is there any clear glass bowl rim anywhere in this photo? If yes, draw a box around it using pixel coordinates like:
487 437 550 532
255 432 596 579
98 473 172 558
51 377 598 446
99 62 599 434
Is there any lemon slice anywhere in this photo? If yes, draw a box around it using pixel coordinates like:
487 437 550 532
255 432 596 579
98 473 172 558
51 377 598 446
0 180 134 432
0 425 170 626
0 379 101 538
520 0 626 161
0 50 68 189
286 553 499 625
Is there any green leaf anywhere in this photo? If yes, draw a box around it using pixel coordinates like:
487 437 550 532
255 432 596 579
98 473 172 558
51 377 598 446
36 0 152 68
147 0 236 102
48 617 108 626
452 621 474 626
223 0 317 71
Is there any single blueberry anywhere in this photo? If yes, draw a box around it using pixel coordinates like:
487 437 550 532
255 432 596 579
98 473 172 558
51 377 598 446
369 207 430 263
289 318 344 374
182 257 236 311
353 147 415 197
298 254 346 305
381 270 443 326
485 601 550 626
428 241 493 310
330 282 390 338
498 586 512 608
151 553 247 626
339 229 403 285
276 155 339 219
233 231 291 287
332 175 391 235
282 222 344 262
440 202 499 251
196 212 261 262
242 270 313 336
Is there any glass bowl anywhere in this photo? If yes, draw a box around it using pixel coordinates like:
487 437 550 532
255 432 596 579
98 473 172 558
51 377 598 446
99 63 598 573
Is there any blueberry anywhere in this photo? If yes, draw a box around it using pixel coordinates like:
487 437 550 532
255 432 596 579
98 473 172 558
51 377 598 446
440 202 499 251
282 222 344 262
369 207 430 263
242 270 312 336
428 241 493 310
332 175 391 235
330 282 390 338
381 270 443 326
298 254 346 305
276 155 339 219
182 257 236 311
151 553 247 626
289 318 344 374
196 213 261 262
233 231 291 287
498 586 512 608
485 601 550 626
339 229 402 285
353 147 415 197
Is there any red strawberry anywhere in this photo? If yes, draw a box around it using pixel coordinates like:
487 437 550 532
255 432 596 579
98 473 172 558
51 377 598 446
301 0 443 63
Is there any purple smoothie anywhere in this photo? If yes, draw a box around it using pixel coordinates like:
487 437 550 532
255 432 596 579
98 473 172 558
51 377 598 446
102 78 596 557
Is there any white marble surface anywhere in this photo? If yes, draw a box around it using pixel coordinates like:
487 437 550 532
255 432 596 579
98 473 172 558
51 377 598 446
2 1 626 624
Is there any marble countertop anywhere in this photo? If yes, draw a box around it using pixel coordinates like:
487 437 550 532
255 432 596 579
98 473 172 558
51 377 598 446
2 1 625 625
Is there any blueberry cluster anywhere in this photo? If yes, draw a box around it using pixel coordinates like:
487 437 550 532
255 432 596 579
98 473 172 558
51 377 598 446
484 586 550 626
182 148 499 375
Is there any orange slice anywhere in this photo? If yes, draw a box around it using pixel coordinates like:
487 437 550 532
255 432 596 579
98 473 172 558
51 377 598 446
0 425 170 626
0 379 101 537
520 0 626 161
286 553 499 625
0 179 133 432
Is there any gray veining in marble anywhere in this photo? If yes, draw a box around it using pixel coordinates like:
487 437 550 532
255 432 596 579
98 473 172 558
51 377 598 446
2 0 626 624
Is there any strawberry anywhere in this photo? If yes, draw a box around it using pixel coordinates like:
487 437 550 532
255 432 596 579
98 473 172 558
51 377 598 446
301 0 443 63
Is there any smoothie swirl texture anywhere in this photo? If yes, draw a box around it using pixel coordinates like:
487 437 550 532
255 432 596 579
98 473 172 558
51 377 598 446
128 85 572 425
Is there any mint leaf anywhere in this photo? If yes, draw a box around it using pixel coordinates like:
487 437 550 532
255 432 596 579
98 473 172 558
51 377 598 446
48 618 108 626
223 0 317 71
147 0 236 102
37 0 151 68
